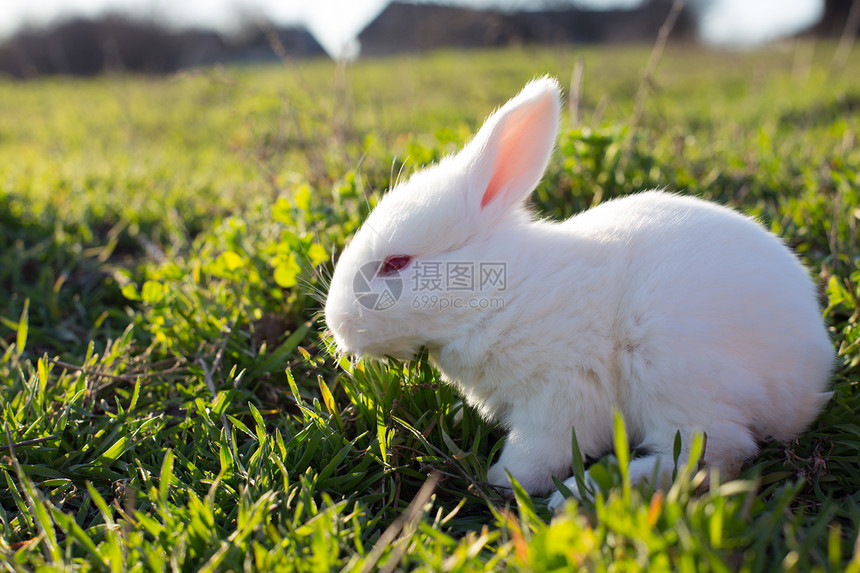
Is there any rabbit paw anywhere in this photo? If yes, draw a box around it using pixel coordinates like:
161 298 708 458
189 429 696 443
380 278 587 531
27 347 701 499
486 461 515 495
487 458 556 496
546 474 598 510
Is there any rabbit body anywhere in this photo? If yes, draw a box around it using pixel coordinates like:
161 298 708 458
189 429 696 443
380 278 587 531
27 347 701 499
324 77 833 500
446 190 832 496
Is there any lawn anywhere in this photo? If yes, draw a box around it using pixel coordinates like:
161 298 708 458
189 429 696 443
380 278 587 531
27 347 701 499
0 42 859 571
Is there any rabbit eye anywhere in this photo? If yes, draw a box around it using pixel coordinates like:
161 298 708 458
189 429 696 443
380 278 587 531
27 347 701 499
379 255 412 276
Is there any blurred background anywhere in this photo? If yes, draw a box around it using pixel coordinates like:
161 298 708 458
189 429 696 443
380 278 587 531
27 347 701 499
0 0 856 76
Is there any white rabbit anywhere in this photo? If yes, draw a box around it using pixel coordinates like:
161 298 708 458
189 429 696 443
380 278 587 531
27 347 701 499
324 77 833 507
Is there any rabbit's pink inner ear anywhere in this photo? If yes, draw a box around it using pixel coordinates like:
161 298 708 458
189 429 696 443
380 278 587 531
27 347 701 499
479 93 557 210
480 122 526 208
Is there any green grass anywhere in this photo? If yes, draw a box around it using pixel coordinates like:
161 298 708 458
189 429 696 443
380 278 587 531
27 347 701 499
0 42 859 570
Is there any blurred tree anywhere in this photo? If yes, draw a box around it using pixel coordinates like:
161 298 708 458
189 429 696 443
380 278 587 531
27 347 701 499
0 16 327 78
814 0 859 36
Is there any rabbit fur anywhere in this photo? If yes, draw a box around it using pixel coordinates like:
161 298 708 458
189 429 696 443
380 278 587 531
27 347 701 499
324 76 833 506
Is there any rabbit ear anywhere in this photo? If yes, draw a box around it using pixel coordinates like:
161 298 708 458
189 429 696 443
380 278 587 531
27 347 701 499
466 77 561 213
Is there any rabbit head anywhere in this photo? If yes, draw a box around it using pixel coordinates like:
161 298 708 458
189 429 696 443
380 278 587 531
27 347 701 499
325 77 561 358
